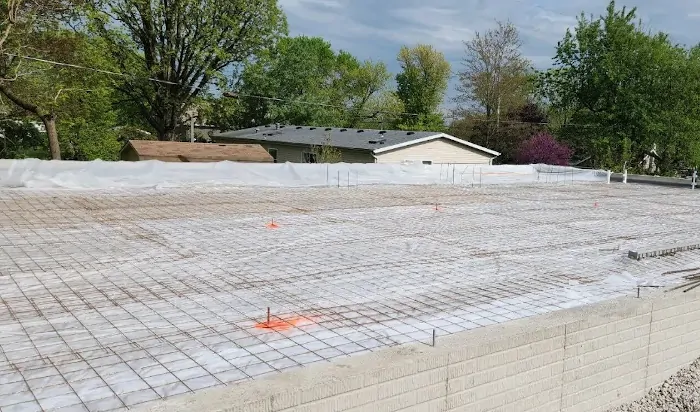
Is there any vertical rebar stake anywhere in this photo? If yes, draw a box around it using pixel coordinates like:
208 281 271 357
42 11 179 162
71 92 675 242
637 287 640 298
432 329 436 347
347 171 350 188
337 170 340 188
267 307 270 324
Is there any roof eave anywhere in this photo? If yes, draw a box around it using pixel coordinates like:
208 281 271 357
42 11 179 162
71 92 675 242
371 133 501 157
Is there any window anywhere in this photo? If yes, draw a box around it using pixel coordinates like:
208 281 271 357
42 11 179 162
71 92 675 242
302 152 317 163
422 160 432 165
268 148 278 163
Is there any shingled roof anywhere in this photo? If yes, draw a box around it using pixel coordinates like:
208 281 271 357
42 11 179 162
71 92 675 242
213 125 500 156
121 140 273 163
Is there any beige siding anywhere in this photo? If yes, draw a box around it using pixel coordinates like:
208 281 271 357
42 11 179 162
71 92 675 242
216 139 374 163
374 138 493 164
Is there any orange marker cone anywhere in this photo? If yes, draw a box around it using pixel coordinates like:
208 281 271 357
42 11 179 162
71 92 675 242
266 219 279 229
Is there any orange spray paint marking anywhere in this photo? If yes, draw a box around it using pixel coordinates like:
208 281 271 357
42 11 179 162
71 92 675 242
266 218 279 229
255 316 310 331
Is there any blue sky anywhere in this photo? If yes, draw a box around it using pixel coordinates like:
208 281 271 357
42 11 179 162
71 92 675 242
278 0 700 108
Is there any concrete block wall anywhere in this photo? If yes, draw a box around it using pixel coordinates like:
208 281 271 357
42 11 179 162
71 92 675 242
139 289 700 412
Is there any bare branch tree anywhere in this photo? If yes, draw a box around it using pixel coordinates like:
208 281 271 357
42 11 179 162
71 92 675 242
456 21 532 124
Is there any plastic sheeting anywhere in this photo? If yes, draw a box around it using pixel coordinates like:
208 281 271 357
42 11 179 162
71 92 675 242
0 158 609 189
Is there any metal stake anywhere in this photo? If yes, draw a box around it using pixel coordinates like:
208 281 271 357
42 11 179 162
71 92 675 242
637 287 640 298
337 170 340 188
267 307 270 323
347 171 350 188
432 329 436 347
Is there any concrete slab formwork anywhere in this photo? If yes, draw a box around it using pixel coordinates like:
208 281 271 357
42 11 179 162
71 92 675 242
0 182 699 412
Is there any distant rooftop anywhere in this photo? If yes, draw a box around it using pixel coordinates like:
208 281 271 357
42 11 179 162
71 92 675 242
213 125 439 152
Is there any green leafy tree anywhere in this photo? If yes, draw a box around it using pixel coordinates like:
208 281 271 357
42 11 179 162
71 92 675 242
0 0 83 159
228 36 390 129
538 1 700 173
89 0 287 140
0 119 46 158
395 44 451 130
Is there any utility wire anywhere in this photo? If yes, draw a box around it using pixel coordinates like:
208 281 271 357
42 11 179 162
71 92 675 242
5 52 598 127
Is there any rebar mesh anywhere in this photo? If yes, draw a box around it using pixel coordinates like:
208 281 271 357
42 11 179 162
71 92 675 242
0 181 698 411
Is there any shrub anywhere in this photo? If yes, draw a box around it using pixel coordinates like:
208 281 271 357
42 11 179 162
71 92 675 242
516 132 572 165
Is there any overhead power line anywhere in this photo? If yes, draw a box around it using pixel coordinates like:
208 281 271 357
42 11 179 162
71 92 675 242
5 52 597 127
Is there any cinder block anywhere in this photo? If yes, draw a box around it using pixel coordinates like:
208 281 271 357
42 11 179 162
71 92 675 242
448 362 561 407
343 382 445 412
562 346 647 384
566 323 649 358
561 368 646 408
565 313 650 346
272 375 365 410
487 387 561 412
221 399 273 412
375 367 446 400
393 397 446 412
564 335 647 373
562 357 646 397
285 385 376 412
563 379 645 412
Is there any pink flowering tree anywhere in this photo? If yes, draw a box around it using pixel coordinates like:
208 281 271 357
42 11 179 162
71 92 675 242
516 132 573 166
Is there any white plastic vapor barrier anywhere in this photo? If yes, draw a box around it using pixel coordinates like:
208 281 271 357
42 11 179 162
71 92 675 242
0 158 608 189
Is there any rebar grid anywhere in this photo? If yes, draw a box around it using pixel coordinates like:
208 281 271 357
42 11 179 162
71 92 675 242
1 182 699 412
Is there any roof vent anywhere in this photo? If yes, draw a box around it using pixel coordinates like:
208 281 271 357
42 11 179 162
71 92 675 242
218 144 226 147
379 130 386 134
296 126 302 129
368 140 378 144
407 131 415 135
357 129 364 133
340 128 347 132
254 128 259 133
279 124 285 128
324 127 332 131
310 127 316 130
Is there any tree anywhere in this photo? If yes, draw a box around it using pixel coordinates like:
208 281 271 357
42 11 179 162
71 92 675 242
0 0 81 159
229 36 390 129
311 133 342 163
0 119 45 158
457 21 532 122
449 101 548 163
395 44 451 130
538 1 700 173
89 0 287 140
516 132 572 165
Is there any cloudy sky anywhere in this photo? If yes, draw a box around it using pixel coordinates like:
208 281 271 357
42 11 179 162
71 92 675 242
278 0 700 107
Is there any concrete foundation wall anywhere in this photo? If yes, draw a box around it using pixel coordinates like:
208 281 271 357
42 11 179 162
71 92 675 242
139 289 700 412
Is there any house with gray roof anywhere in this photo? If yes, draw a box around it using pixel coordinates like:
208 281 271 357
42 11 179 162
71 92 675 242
213 125 500 165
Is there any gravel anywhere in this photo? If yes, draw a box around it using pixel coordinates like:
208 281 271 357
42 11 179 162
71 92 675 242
609 358 700 412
